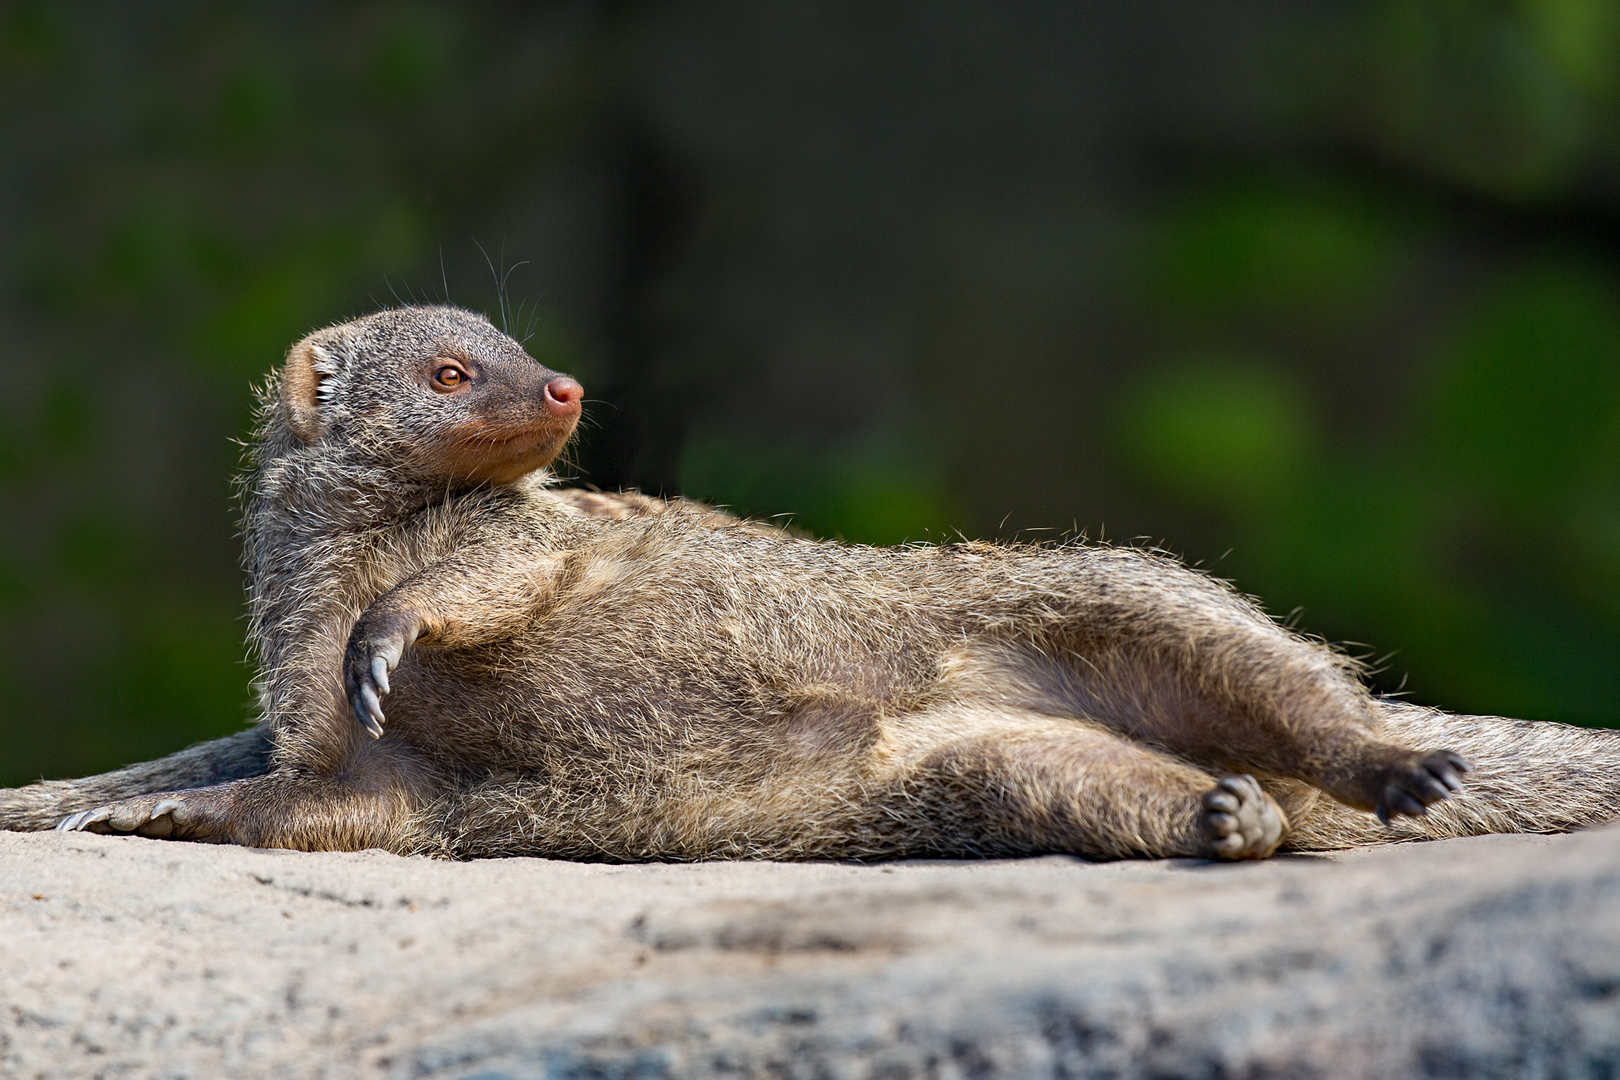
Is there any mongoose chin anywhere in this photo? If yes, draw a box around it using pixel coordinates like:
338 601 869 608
4 305 1618 860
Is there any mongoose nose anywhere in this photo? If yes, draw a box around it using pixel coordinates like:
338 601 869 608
543 377 584 416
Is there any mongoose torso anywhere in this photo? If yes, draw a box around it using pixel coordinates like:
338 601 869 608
7 305 1619 861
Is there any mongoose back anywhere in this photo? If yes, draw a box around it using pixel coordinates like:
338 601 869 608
4 305 1618 860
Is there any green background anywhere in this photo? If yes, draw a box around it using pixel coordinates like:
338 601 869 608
3 1 1618 786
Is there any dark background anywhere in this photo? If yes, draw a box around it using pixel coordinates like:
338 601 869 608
3 1 1619 786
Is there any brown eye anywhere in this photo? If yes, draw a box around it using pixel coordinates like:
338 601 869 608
432 365 467 391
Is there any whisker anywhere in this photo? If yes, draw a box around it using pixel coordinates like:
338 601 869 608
472 238 502 327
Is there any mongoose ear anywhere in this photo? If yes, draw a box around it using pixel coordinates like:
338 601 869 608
281 334 342 443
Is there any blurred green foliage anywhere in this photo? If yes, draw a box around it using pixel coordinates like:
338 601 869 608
1118 357 1316 507
680 427 964 545
1122 246 1620 723
1147 185 1399 316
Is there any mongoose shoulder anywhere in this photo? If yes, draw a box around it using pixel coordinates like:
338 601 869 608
5 305 1618 860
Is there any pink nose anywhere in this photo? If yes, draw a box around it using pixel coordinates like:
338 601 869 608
544 377 584 416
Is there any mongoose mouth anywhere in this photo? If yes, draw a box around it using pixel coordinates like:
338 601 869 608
488 423 577 459
438 415 579 484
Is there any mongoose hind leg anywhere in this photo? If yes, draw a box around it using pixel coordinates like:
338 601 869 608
394 712 1292 862
889 709 1290 860
1283 706 1620 849
1323 745 1467 824
1017 550 1470 824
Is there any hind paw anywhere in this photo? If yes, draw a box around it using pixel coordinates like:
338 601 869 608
1373 749 1468 824
1200 774 1288 860
56 792 230 843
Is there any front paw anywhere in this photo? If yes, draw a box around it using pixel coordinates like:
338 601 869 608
342 612 419 738
56 792 229 843
1374 749 1468 824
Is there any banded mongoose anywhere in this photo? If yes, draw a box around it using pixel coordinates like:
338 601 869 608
3 305 1618 860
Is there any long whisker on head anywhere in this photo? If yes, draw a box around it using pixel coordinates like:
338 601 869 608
472 238 502 329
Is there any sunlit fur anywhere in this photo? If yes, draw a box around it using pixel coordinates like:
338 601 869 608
3 307 1617 860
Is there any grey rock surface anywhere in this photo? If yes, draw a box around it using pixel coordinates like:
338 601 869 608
2 826 1617 1080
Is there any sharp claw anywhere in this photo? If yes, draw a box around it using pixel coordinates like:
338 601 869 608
355 689 384 739
56 812 83 832
1431 753 1467 791
1391 790 1427 818
372 655 391 696
151 799 181 817
360 684 386 731
69 807 114 833
1203 791 1239 815
1411 774 1450 804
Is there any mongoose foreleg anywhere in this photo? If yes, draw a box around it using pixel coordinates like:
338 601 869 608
57 740 436 851
344 544 565 735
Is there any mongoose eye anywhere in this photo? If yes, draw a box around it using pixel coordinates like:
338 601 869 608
431 365 469 392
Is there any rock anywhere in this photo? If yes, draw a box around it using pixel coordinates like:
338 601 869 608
1 826 1617 1079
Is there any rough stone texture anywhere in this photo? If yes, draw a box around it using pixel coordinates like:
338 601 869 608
2 826 1617 1079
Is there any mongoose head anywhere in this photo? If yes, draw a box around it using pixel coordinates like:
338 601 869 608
277 306 583 486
